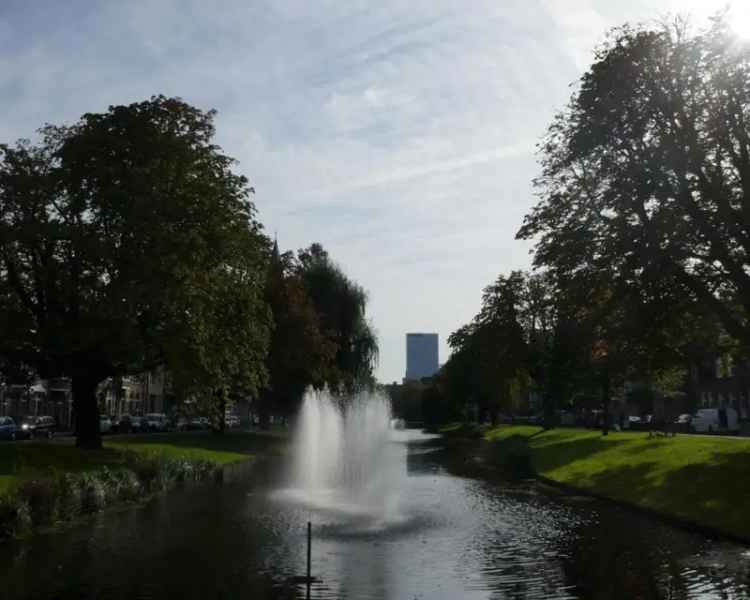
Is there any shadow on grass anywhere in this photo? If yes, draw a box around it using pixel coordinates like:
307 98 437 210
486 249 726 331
532 436 630 473
580 450 750 539
489 431 629 476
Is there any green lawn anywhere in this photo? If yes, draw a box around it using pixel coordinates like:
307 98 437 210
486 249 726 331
0 431 284 496
484 425 750 538
106 430 285 464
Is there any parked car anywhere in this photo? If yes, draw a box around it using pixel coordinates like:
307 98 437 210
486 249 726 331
626 415 642 430
690 407 739 434
174 416 190 431
17 415 55 440
673 413 692 433
99 415 112 434
189 416 210 430
225 415 241 428
0 416 16 441
144 413 169 432
113 414 144 434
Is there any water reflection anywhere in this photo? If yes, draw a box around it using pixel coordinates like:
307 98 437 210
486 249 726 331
0 433 748 599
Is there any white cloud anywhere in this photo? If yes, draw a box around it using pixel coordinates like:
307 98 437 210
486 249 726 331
0 0 732 381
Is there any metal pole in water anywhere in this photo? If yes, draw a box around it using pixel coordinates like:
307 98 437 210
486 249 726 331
306 521 312 600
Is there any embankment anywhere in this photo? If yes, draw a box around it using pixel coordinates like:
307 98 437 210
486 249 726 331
0 431 286 539
442 424 750 543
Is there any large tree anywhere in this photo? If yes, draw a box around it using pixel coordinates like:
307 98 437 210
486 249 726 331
259 240 336 421
444 272 529 423
518 16 750 351
295 243 378 392
0 96 270 448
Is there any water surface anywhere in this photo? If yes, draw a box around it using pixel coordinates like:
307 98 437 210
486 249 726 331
1 431 748 599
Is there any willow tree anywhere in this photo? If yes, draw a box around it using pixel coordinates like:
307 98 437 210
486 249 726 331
0 96 270 448
259 241 336 420
296 243 378 393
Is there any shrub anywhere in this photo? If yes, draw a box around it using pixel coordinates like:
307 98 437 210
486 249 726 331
503 451 535 480
78 472 106 513
113 469 141 502
0 493 21 538
0 451 221 539
15 478 58 526
55 472 83 521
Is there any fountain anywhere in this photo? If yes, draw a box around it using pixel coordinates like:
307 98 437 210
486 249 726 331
284 388 405 525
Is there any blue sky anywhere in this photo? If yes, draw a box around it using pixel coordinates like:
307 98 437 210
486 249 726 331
0 0 743 383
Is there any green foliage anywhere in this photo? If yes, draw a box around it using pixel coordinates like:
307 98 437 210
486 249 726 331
443 272 530 422
420 382 459 428
387 382 424 421
517 16 750 352
485 425 750 538
0 96 271 447
260 241 337 417
0 445 226 539
295 243 378 394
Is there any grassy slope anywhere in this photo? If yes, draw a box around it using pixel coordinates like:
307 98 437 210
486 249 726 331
485 426 750 538
0 431 283 495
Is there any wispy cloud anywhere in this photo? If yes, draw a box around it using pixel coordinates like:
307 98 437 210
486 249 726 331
0 0 730 381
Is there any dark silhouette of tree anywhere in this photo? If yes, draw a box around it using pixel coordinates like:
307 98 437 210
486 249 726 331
259 240 336 421
0 96 270 448
295 243 378 393
444 272 529 423
518 15 750 352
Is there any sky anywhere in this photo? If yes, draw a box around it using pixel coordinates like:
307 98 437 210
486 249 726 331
0 0 746 383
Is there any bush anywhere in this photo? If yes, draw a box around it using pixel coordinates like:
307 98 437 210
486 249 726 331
15 478 59 526
503 451 535 479
78 472 106 513
487 435 536 479
0 452 220 540
0 493 29 538
55 472 83 521
442 422 484 439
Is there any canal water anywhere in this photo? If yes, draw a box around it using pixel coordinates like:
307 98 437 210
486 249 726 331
1 431 749 599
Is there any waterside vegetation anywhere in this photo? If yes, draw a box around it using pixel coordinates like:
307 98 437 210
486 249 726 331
0 431 281 539
444 424 750 541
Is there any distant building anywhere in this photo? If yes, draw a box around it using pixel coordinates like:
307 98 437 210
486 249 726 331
687 355 750 419
100 367 172 417
405 333 439 381
0 378 73 429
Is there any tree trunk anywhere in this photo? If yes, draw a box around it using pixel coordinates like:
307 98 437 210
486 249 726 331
72 373 103 449
214 387 227 435
543 391 555 431
601 365 610 437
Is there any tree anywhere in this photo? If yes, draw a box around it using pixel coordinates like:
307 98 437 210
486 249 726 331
295 243 378 392
259 240 336 421
444 272 529 424
0 96 270 448
518 15 750 353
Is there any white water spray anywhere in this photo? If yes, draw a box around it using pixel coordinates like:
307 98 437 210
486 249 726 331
285 388 404 524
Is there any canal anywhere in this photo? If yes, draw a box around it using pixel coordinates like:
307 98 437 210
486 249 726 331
1 431 748 599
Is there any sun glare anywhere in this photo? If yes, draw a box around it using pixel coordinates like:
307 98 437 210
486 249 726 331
730 4 750 39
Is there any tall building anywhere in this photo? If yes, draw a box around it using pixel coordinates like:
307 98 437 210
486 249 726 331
405 333 439 381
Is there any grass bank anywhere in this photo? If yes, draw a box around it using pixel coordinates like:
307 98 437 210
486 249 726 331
0 431 287 538
476 425 750 541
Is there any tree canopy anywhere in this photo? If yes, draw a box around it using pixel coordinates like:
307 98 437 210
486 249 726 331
295 243 378 393
0 96 270 447
518 16 750 351
259 241 336 419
